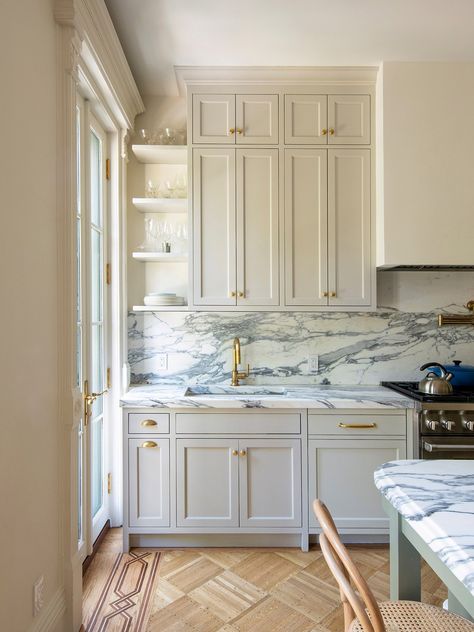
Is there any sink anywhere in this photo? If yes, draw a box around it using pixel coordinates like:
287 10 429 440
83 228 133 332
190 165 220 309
184 385 288 397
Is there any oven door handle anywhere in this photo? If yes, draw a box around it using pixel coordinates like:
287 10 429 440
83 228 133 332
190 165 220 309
424 441 474 452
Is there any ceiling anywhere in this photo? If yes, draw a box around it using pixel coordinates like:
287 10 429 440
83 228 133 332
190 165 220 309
105 0 474 96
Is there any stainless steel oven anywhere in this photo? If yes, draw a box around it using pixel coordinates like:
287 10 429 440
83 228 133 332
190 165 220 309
422 436 474 459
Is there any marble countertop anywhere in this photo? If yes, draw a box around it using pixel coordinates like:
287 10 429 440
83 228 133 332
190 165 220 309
375 459 474 596
120 384 415 409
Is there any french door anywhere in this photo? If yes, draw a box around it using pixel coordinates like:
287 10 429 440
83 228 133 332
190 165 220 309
76 98 111 559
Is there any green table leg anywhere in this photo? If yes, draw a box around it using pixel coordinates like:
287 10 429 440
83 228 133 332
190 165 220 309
386 498 421 601
448 590 473 621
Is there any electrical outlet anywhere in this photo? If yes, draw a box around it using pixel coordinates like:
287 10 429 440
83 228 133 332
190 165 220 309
33 576 44 617
308 354 319 373
156 353 168 370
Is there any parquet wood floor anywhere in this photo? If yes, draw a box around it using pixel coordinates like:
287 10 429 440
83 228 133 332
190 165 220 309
83 529 447 632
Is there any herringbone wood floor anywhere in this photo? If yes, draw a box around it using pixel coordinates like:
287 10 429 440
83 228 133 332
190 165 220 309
83 529 447 631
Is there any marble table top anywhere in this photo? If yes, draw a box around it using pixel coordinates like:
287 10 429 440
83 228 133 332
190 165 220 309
121 384 415 409
375 459 474 596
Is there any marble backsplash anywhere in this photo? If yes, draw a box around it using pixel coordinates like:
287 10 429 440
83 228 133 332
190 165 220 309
128 272 474 385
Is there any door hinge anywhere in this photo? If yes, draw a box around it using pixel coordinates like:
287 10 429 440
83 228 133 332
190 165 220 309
106 263 111 285
105 158 111 181
107 367 111 389
107 473 112 494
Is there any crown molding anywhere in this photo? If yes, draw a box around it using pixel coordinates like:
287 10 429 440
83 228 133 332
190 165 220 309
55 0 144 129
175 65 379 96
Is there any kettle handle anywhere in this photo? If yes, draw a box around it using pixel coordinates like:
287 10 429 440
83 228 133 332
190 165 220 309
420 362 452 381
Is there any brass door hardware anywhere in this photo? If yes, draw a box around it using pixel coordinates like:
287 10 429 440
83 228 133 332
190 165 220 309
237 128 243 135
106 367 111 389
83 380 108 426
229 128 235 135
105 158 111 180
107 473 112 494
106 263 111 285
321 128 328 135
141 441 157 448
232 449 238 456
237 291 244 298
438 298 474 326
322 291 329 297
329 128 335 135
338 422 377 429
239 450 247 456
141 419 158 427
229 291 236 297
329 292 337 297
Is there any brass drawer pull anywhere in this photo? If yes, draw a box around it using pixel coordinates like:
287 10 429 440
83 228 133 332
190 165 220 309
141 419 157 427
338 423 377 429
141 441 158 448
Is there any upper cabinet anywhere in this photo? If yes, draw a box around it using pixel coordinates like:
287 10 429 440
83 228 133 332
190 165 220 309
285 94 370 145
193 94 278 144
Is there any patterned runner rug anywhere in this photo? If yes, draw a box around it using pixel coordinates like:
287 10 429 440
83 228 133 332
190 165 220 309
84 550 161 631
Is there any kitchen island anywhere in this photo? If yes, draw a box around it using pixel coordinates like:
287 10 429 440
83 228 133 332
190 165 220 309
375 459 474 621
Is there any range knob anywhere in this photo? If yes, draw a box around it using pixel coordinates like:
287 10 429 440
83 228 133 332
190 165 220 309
425 419 439 431
441 419 456 431
464 420 474 431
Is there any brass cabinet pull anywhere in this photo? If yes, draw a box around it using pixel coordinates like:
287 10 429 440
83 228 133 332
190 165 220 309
321 128 327 135
329 128 335 135
232 449 238 456
229 291 236 297
329 292 337 297
229 128 235 135
141 419 157 427
238 291 244 298
141 441 158 448
239 449 247 456
338 423 377 429
237 128 243 135
322 291 329 297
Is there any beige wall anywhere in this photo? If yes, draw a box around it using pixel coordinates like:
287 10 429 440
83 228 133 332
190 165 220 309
0 1 65 630
377 61 474 267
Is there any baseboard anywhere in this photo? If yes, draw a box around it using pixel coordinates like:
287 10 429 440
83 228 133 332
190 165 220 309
129 533 303 548
28 587 66 632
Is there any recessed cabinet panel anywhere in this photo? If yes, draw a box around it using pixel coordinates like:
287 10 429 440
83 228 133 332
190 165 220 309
237 149 279 306
128 438 169 528
236 95 279 144
285 149 328 305
177 439 239 527
328 95 370 145
328 149 371 306
240 439 301 527
193 94 236 144
193 148 236 305
285 95 328 144
309 439 406 530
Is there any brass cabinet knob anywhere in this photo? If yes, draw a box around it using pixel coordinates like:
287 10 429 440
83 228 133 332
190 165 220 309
141 419 157 427
237 128 243 135
329 291 337 297
321 128 327 135
239 449 247 457
141 441 157 448
322 291 329 297
232 449 238 456
229 291 236 297
237 291 244 298
329 128 335 135
229 128 235 135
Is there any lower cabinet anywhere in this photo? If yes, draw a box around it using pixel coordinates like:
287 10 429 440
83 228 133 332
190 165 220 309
308 438 406 531
177 438 301 528
128 438 170 528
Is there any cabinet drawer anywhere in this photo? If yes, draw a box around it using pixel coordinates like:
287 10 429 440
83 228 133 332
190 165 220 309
308 413 405 436
176 413 301 434
128 413 170 434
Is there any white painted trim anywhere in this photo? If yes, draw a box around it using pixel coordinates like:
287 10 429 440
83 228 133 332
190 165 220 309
28 587 66 632
175 65 378 95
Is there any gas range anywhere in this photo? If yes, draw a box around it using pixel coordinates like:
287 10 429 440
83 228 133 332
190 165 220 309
382 381 474 459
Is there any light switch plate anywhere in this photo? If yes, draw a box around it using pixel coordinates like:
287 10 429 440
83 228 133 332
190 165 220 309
156 354 168 370
308 354 319 373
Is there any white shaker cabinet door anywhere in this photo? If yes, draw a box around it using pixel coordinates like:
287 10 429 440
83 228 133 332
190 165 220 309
193 148 236 305
284 95 328 144
239 439 301 528
328 149 371 306
236 148 279 306
284 149 328 305
192 94 236 144
177 439 239 527
128 438 170 528
309 438 406 531
236 94 279 144
328 95 370 145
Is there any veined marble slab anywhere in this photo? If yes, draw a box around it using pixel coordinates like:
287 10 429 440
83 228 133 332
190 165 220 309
375 460 474 595
121 384 415 409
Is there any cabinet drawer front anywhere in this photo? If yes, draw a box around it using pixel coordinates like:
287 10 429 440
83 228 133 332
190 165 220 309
308 413 405 436
128 413 170 434
176 413 301 434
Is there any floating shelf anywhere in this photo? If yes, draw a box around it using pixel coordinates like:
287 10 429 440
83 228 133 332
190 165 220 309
132 197 188 213
131 144 187 165
132 305 189 312
132 252 188 263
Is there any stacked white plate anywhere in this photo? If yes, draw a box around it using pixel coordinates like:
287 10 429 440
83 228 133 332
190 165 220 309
143 292 186 306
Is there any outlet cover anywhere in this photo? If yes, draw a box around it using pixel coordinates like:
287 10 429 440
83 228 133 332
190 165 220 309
156 353 168 370
33 576 44 616
308 354 319 373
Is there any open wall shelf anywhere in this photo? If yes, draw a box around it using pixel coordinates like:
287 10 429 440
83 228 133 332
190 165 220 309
132 197 188 213
131 144 187 164
132 252 188 263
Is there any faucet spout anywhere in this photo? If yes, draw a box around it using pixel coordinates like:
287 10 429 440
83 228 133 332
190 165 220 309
231 337 250 386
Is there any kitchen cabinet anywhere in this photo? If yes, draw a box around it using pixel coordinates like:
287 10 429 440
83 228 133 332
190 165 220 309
128 438 170 528
193 94 278 144
285 148 371 306
177 437 301 528
193 147 279 306
285 94 370 145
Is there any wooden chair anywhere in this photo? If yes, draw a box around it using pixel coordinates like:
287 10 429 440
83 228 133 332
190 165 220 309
313 499 474 632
